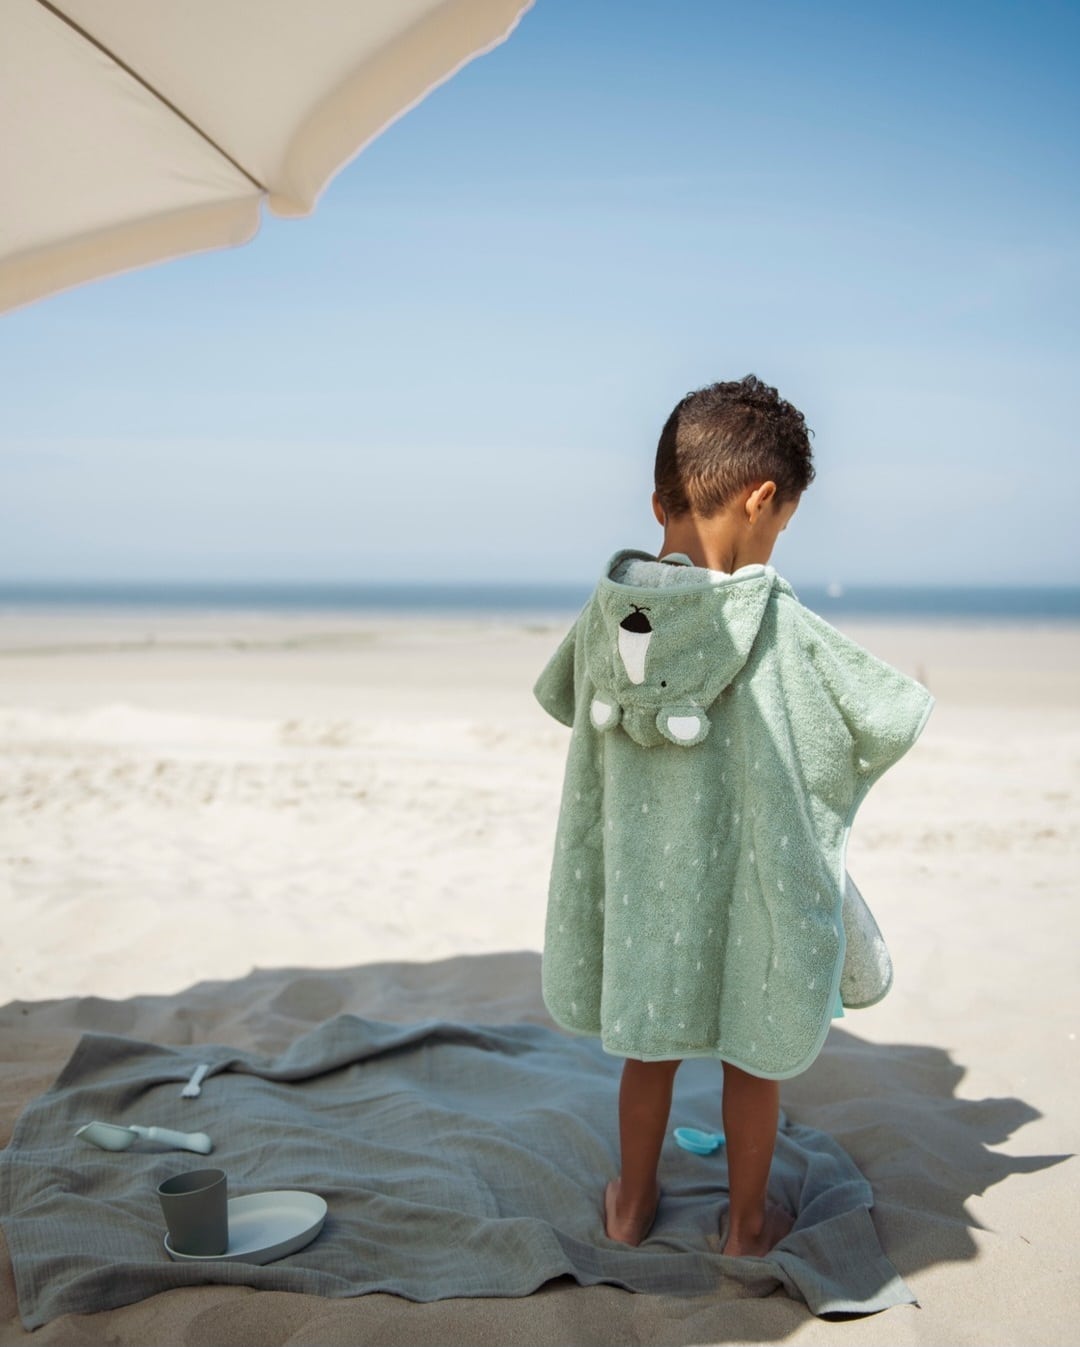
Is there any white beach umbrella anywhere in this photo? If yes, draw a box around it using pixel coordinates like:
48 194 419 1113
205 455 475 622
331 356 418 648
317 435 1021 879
0 0 534 314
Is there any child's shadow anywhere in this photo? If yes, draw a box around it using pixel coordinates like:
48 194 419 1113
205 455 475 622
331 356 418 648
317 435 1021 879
769 1025 1070 1285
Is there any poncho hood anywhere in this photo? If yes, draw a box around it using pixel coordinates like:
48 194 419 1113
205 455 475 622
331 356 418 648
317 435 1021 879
585 549 792 748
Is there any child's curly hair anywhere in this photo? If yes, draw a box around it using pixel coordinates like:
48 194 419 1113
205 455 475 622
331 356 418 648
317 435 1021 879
654 374 815 518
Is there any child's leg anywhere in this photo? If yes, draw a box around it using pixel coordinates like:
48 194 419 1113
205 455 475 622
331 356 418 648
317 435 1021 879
720 1060 794 1256
604 1056 681 1245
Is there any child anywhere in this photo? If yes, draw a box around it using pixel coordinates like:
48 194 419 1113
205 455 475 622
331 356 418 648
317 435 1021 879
532 375 933 1258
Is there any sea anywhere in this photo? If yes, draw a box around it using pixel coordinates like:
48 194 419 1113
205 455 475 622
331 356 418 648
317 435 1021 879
1 580 1079 623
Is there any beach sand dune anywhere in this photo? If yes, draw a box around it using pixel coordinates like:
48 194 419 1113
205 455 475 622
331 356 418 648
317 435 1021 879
1 612 1077 1344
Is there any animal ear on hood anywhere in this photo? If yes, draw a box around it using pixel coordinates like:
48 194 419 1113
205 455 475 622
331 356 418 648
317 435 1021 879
589 696 623 732
656 706 710 747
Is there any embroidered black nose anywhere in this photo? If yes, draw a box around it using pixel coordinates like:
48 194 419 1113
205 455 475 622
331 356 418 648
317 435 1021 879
620 608 652 634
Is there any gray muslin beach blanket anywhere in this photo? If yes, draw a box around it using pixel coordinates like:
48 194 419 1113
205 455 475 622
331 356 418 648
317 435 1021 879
0 1015 913 1328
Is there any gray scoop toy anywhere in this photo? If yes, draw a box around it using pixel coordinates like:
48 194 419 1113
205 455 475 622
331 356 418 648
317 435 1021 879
76 1121 213 1154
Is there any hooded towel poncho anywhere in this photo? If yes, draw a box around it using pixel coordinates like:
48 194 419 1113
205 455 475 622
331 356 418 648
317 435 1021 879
534 550 934 1079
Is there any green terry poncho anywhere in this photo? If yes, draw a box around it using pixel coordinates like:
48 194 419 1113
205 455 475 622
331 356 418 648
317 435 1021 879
534 549 934 1079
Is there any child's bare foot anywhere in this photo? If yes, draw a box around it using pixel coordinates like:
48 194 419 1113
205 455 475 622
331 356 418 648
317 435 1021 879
721 1200 794 1257
603 1177 659 1246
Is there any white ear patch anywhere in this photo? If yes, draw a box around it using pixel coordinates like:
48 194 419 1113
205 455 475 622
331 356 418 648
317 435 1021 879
667 715 702 740
657 707 709 746
590 697 620 730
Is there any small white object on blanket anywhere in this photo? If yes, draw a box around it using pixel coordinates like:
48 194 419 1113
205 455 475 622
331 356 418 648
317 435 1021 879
181 1064 210 1098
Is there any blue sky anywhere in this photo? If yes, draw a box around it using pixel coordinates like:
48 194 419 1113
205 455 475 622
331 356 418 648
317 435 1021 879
2 0 1078 585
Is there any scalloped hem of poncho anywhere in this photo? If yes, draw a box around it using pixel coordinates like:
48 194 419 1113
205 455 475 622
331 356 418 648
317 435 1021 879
543 1009 841 1078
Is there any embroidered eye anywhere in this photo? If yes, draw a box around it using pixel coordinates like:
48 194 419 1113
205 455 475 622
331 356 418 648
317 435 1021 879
660 680 667 687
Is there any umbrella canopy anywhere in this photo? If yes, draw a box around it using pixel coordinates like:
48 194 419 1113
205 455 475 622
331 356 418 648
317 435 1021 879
0 0 533 314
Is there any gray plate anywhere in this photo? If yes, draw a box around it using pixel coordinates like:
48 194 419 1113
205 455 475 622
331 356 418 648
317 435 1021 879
164 1190 327 1264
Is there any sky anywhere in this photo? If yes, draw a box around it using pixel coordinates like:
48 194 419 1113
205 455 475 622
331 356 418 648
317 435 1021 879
2 0 1078 587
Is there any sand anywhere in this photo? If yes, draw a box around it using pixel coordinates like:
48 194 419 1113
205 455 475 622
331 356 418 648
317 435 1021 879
1 607 1077 1345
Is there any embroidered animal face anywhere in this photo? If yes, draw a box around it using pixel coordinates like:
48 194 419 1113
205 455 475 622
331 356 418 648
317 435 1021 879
588 601 711 747
584 560 775 749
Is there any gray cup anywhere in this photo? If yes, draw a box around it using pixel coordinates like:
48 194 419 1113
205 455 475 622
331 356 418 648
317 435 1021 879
157 1168 228 1256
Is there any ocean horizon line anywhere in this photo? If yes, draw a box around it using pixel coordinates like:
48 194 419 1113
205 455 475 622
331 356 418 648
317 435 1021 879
1 578 1079 622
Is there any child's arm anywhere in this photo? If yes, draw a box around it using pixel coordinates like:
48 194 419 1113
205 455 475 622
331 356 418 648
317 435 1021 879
801 607 934 787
